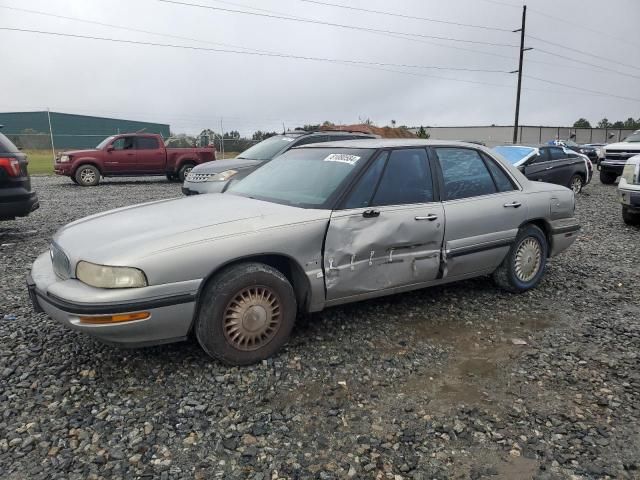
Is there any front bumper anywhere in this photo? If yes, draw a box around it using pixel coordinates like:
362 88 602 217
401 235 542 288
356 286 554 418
619 187 640 210
28 252 200 347
0 190 39 220
549 218 580 257
181 179 227 196
599 160 626 175
53 162 72 176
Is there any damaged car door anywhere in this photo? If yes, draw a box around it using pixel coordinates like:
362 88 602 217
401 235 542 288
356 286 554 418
324 148 444 300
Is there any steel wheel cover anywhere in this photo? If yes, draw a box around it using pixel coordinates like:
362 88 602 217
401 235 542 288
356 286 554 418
514 237 542 283
80 168 95 183
571 176 582 193
223 286 281 351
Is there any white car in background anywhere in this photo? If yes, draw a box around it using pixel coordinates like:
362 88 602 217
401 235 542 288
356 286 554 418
619 154 640 225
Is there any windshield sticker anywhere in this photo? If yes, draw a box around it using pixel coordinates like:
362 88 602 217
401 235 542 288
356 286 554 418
282 137 295 142
324 153 361 165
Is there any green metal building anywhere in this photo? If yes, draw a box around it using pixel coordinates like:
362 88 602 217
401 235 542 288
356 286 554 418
0 111 171 149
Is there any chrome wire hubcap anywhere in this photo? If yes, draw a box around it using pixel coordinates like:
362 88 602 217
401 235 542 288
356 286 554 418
80 169 95 183
571 177 582 193
184 166 193 176
514 237 542 283
223 286 281 351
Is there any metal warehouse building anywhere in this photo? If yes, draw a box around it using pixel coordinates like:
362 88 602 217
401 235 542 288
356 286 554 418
0 111 170 149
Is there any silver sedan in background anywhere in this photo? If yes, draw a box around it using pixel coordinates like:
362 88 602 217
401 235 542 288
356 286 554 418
29 140 580 365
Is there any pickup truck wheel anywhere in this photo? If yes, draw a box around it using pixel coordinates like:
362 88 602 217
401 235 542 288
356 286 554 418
178 163 195 182
74 165 100 186
622 206 640 226
599 171 616 184
568 174 583 194
196 262 297 365
492 224 548 293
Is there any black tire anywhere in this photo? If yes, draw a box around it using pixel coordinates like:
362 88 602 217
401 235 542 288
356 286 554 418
568 174 583 194
177 163 196 182
622 206 640 226
74 164 100 186
492 224 548 293
70 177 79 185
599 170 617 185
195 262 297 365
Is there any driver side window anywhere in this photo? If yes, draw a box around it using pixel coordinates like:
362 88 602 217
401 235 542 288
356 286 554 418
111 137 135 150
530 149 550 164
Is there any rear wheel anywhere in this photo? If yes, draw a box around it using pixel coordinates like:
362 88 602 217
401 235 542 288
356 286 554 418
178 163 196 182
195 263 297 365
492 224 548 293
568 174 583 194
74 165 100 186
622 206 640 226
600 170 617 184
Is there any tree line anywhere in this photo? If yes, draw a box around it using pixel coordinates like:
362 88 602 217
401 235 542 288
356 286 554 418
573 117 640 129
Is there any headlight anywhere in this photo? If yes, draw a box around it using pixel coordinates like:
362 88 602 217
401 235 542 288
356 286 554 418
207 169 238 182
621 162 639 185
76 261 147 288
59 155 70 163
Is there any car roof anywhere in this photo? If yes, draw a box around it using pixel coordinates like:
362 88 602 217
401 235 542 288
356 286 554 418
294 139 485 149
290 130 377 138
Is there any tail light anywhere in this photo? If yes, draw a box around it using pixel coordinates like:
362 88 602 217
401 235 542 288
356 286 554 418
0 157 21 177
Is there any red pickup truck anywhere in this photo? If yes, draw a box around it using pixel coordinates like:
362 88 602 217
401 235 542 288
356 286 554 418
54 133 216 186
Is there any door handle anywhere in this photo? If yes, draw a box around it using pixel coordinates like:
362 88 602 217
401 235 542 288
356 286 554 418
504 201 522 208
362 209 380 218
545 166 553 170
415 214 438 221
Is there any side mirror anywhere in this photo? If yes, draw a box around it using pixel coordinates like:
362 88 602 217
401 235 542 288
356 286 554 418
106 146 114 152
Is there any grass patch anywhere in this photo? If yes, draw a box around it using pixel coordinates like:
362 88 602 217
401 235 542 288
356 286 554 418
23 150 239 176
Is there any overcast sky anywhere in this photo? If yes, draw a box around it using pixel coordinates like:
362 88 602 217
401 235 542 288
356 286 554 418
1 0 639 135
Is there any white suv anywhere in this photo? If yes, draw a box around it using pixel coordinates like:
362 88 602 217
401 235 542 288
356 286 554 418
601 130 640 184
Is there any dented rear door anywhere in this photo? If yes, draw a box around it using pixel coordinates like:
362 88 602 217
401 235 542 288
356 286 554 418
323 148 444 301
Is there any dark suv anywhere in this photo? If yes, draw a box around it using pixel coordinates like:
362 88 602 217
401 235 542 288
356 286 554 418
0 129 39 221
182 130 378 195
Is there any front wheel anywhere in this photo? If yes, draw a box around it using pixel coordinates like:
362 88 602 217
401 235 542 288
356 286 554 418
622 206 640 226
568 174 583 194
492 224 548 293
196 263 297 365
177 163 195 182
600 170 616 185
74 165 100 186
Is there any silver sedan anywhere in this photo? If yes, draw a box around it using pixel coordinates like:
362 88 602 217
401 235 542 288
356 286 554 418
28 140 580 365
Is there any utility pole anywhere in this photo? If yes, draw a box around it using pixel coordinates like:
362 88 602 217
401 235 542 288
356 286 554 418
512 5 531 144
46 108 56 163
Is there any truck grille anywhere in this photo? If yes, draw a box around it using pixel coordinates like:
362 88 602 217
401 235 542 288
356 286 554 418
50 242 71 280
186 172 213 183
605 150 640 162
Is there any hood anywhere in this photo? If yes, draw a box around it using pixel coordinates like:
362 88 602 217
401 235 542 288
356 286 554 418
53 193 329 268
190 158 263 174
605 141 640 152
61 149 100 156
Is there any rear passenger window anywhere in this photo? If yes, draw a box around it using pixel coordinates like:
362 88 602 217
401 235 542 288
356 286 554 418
436 148 496 200
484 156 516 192
136 137 159 149
372 149 433 206
549 147 566 160
343 152 387 209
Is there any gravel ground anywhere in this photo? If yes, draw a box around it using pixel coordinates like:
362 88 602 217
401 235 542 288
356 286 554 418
1 176 638 480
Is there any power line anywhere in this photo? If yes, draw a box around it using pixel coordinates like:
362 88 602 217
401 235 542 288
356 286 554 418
531 47 640 81
3 26 638 105
527 34 640 73
528 7 640 49
156 0 519 48
0 26 510 74
524 75 640 103
295 0 512 32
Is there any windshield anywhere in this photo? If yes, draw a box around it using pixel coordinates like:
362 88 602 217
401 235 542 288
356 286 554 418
237 135 298 160
229 148 372 208
493 146 536 165
96 136 115 149
623 131 640 143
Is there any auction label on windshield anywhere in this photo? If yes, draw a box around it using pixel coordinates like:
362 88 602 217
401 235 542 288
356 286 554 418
324 153 361 165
